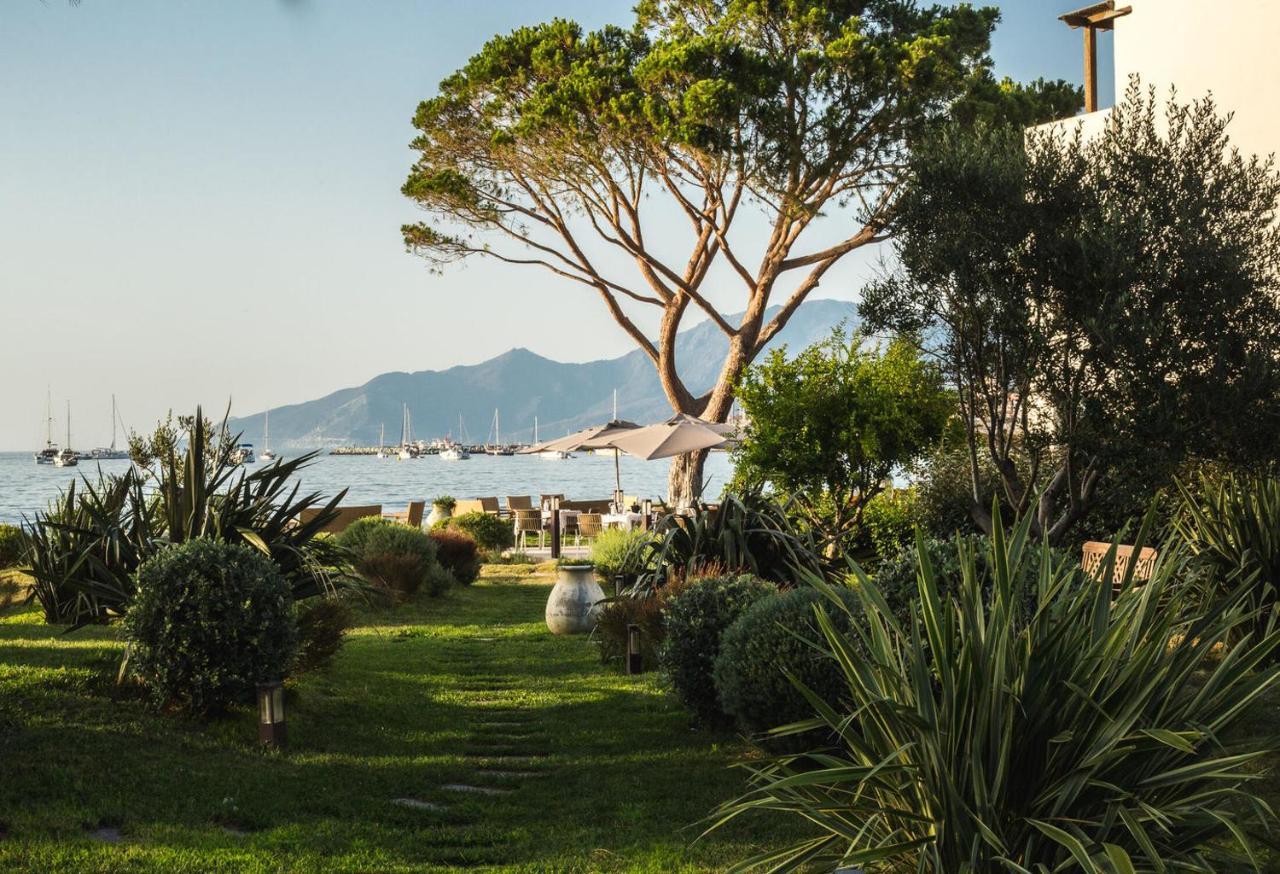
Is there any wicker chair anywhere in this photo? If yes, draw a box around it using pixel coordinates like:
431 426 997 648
513 508 545 550
577 513 603 544
479 497 501 516
1082 541 1158 595
507 495 534 512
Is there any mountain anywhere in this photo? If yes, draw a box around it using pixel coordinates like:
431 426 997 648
229 298 857 448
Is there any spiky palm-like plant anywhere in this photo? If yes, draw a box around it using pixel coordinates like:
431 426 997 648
710 508 1280 872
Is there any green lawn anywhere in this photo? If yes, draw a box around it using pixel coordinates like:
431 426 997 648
0 567 803 873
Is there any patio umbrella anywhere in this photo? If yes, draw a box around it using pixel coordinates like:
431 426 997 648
599 413 732 461
519 419 641 494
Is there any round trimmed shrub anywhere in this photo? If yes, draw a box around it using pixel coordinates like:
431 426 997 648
352 523 446 601
714 586 862 749
429 528 482 584
335 515 397 558
445 511 513 554
659 573 774 726
124 539 297 714
0 524 25 568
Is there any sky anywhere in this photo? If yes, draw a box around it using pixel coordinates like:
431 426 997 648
0 0 1110 449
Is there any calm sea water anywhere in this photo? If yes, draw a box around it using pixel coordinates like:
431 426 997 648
0 451 734 525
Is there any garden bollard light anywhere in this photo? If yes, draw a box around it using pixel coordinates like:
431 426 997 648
257 680 287 748
626 623 643 675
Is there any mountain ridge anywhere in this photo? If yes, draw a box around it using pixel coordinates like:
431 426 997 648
229 298 857 448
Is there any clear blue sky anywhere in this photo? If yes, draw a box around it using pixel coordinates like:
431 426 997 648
0 0 1108 449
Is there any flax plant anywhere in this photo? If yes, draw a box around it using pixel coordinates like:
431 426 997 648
711 507 1280 872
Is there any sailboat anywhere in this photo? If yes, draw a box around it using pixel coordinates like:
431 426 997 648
34 390 59 464
54 401 78 467
440 413 471 461
375 423 388 459
534 415 570 460
397 404 417 460
485 409 513 455
259 409 278 462
90 395 130 460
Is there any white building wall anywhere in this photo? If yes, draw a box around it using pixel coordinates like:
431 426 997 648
1106 0 1278 159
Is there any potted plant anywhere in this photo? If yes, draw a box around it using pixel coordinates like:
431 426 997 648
545 559 605 635
427 495 456 528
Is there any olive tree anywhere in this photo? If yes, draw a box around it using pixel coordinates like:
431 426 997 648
401 0 1078 504
862 82 1280 542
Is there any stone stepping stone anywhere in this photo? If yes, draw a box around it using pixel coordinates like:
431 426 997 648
391 797 447 812
466 754 548 765
89 826 123 843
220 825 250 838
441 783 512 797
478 770 544 779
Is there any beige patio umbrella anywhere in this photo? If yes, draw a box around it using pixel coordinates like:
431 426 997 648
520 419 642 493
599 413 732 461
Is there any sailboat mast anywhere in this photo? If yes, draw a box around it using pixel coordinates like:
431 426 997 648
46 389 53 449
264 409 270 452
65 401 71 449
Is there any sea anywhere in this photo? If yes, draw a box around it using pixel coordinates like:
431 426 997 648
0 451 735 525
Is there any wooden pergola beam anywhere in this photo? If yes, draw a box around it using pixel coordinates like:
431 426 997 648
1059 1 1132 112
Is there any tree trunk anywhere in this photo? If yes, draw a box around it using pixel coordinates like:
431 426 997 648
667 450 708 508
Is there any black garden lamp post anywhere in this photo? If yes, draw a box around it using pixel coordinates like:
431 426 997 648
257 680 287 747
626 624 643 675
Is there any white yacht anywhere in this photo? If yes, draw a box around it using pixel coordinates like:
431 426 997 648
231 443 256 465
259 410 278 462
89 396 130 460
34 391 59 464
538 449 571 460
439 444 470 461
397 404 417 460
54 402 78 467
375 423 388 459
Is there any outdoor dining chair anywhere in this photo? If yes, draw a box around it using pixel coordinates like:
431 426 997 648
513 508 545 550
577 513 603 545
385 500 425 529
507 495 534 512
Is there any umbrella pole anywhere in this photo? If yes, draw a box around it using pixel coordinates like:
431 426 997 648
614 448 622 508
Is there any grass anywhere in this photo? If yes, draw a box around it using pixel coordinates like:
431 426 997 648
0 565 804 873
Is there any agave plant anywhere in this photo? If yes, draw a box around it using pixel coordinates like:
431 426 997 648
709 506 1280 872
24 407 350 627
1175 471 1280 645
628 492 825 594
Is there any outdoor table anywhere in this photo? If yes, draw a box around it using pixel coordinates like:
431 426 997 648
601 512 644 530
541 508 581 530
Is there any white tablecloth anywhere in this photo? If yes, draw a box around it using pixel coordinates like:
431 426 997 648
601 512 644 530
539 509 581 529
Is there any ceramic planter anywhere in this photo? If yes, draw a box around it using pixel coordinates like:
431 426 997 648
545 564 605 635
426 505 453 528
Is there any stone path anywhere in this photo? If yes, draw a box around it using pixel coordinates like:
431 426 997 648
385 624 554 867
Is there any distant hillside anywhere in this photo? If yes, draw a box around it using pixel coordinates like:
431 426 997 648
229 299 857 448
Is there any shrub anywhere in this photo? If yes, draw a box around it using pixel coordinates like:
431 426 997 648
632 492 825 594
429 528 481 585
713 586 861 750
334 516 397 559
0 525 26 569
659 573 774 726
351 523 445 601
593 581 686 670
293 597 352 674
857 487 919 561
124 540 297 714
445 511 514 554
590 527 652 583
714 508 1280 871
24 408 350 629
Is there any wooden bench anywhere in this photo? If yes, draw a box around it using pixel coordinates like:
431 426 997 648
1082 540 1158 594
